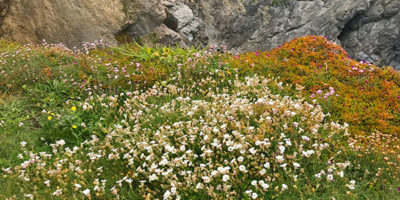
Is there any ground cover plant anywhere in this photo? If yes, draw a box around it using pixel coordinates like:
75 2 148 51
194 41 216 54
0 36 399 199
226 37 400 153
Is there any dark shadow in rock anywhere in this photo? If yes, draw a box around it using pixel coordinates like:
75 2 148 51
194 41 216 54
163 12 179 31
338 12 365 41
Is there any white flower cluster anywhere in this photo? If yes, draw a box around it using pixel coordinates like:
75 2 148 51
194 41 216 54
5 74 352 199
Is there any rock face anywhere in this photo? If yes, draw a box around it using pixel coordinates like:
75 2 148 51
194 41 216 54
0 0 166 47
183 0 400 68
1 0 125 47
0 0 399 69
338 0 400 67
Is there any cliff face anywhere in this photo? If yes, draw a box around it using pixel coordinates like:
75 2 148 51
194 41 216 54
338 0 400 67
1 0 126 46
0 0 399 68
183 0 400 68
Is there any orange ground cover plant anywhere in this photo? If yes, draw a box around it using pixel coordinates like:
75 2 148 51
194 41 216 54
226 36 400 153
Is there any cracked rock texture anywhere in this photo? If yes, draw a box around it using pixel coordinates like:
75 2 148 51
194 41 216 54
0 0 399 69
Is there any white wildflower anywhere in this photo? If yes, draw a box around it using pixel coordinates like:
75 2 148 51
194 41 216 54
44 180 50 187
251 180 257 186
301 135 310 141
163 190 171 199
52 189 62 196
74 183 82 189
251 192 258 199
20 141 27 147
264 162 270 169
239 165 247 172
262 183 270 189
282 184 288 191
327 174 334 181
278 145 285 154
82 189 90 196
222 174 230 182
276 155 284 163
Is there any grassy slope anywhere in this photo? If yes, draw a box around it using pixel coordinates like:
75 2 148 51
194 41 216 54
0 36 399 199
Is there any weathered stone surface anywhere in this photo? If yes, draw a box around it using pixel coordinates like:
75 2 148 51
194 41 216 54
1 0 127 47
163 1 201 43
339 0 400 68
151 24 188 48
127 0 166 38
0 0 166 48
0 0 399 69
183 0 399 69
0 0 10 33
164 2 193 30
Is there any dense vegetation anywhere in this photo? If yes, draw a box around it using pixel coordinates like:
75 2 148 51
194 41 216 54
0 36 399 199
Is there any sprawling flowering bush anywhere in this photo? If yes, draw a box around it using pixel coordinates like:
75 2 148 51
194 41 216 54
3 72 360 199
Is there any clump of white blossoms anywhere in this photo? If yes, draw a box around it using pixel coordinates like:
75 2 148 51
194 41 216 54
3 72 354 199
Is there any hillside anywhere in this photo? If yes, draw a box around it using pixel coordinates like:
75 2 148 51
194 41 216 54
0 36 399 199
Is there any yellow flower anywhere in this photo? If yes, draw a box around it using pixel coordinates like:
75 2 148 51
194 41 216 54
71 106 77 111
48 116 52 120
51 113 55 116
72 125 77 129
